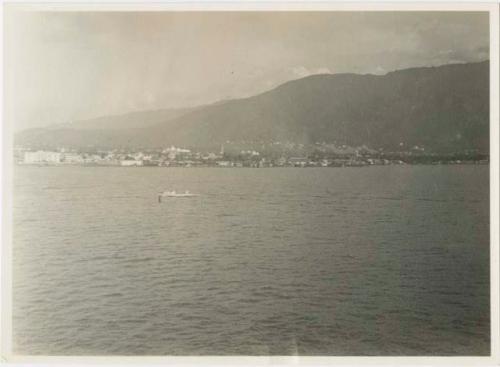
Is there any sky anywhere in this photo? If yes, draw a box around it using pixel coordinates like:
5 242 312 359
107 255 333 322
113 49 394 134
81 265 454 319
4 10 489 131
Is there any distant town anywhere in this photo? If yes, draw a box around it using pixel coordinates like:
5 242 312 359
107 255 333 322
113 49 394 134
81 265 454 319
14 142 489 168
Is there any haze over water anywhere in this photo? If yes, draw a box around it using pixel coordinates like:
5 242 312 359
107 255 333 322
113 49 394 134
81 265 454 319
12 165 489 355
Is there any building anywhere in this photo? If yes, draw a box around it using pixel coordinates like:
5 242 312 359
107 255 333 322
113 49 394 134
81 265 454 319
276 157 287 166
142 158 160 167
167 151 177 160
163 146 191 160
203 152 218 160
23 151 61 164
83 155 103 164
216 161 232 167
289 157 308 167
62 152 84 164
321 159 330 167
120 157 143 166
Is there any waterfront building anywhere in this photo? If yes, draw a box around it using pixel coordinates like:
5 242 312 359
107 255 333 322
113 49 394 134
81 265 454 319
23 151 61 164
216 161 232 167
120 158 143 166
289 157 308 167
62 152 84 164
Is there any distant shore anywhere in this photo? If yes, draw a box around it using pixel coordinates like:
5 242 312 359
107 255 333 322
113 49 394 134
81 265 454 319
15 160 489 168
14 145 489 168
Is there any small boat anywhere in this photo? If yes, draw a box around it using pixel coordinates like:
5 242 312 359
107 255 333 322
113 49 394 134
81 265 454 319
158 190 198 202
163 190 198 197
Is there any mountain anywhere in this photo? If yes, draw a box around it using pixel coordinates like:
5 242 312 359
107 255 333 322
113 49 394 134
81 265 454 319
60 107 199 130
15 61 489 153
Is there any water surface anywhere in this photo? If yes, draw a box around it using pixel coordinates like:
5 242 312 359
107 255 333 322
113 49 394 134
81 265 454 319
13 165 490 355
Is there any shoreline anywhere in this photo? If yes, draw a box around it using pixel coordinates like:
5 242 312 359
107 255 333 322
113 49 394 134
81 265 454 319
14 161 490 168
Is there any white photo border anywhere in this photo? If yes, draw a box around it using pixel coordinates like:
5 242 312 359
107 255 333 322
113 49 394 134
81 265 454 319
1 2 498 366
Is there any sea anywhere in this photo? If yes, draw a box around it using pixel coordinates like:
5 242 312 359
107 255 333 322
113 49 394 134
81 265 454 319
12 165 490 356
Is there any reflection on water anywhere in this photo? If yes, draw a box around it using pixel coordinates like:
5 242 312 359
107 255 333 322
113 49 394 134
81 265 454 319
13 165 489 355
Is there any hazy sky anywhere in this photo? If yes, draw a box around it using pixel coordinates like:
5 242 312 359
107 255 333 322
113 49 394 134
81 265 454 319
5 11 489 131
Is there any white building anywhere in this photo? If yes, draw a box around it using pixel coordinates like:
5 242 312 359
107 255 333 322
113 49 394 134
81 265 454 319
23 151 61 164
167 151 177 160
241 150 260 156
216 161 232 167
163 146 191 154
121 159 143 166
62 152 84 164
203 152 218 160
163 146 191 160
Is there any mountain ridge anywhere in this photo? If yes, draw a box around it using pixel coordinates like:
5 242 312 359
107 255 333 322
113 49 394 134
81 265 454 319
15 60 489 153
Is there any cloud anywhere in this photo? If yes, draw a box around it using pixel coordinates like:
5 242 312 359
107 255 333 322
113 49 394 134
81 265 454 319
6 11 489 131
289 66 333 78
373 66 386 75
